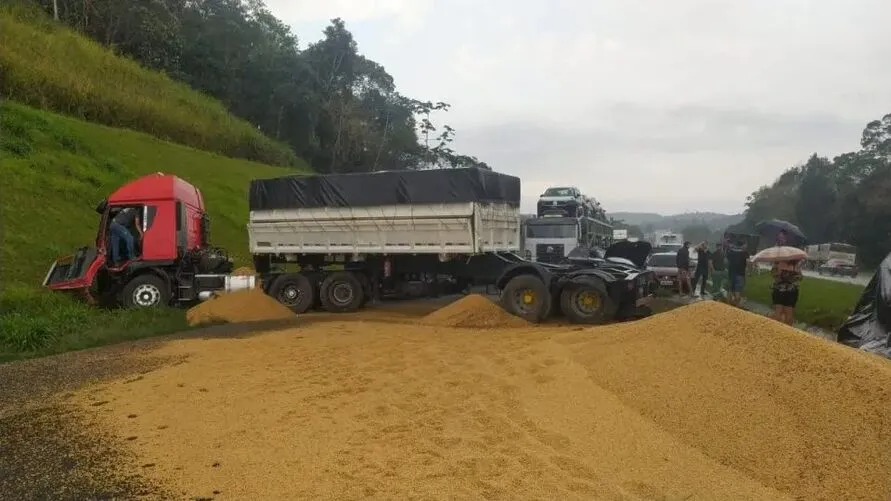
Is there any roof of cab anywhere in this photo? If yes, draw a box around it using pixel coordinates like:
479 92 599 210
108 173 204 209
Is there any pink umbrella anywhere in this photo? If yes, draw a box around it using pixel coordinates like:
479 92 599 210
752 246 807 263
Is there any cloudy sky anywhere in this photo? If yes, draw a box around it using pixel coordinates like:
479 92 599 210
265 0 891 215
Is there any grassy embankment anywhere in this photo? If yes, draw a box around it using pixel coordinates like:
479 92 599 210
0 3 296 167
0 103 302 361
743 272 865 331
0 6 307 361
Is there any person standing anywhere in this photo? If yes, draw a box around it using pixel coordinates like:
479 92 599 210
691 241 711 298
725 239 750 306
710 241 726 296
676 241 693 297
776 229 788 247
109 206 142 265
771 259 802 325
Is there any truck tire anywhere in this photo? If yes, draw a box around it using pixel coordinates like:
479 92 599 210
559 277 617 325
269 273 315 314
319 272 365 313
120 274 170 309
354 273 373 306
500 274 551 323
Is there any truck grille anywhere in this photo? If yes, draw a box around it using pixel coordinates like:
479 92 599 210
536 243 565 264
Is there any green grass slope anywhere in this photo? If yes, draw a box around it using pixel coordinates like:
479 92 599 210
0 3 297 167
0 103 304 360
1 102 301 286
743 273 862 331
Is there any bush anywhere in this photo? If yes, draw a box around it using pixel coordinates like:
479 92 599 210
0 286 188 361
0 4 298 167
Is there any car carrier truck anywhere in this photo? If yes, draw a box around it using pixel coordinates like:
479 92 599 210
43 170 655 324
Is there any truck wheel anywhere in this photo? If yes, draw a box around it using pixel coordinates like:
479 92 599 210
560 278 617 325
120 274 169 309
500 274 550 323
319 272 365 313
354 273 373 306
269 273 315 314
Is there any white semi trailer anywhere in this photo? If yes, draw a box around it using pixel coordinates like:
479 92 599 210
246 168 655 323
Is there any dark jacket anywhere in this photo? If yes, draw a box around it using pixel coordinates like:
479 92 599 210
676 247 690 270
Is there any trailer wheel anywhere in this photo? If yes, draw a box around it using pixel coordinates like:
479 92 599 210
351 272 373 306
320 272 365 313
500 274 550 323
120 274 169 309
269 273 315 314
560 278 616 325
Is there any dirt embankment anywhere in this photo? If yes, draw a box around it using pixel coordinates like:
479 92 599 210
46 298 891 501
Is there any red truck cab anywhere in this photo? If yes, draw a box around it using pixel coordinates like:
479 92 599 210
44 173 235 307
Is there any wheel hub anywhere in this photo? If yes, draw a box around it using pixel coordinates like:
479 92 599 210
332 283 354 304
133 284 161 307
514 288 537 312
279 285 301 306
575 290 601 313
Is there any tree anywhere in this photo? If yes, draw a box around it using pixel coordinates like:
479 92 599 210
738 112 891 267
36 1 489 173
794 154 836 243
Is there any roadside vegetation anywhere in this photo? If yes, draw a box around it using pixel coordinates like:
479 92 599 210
0 102 300 358
0 2 297 166
743 273 864 331
0 286 188 363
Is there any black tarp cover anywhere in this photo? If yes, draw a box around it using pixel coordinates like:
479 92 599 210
837 251 891 359
249 168 521 211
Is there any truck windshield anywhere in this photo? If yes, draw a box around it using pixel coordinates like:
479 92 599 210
526 224 577 238
543 188 574 197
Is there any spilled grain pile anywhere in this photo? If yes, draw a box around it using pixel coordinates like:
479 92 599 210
422 294 530 328
185 289 295 327
66 300 890 500
230 267 256 276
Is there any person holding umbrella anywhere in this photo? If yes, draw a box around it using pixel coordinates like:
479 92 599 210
776 229 787 247
752 245 807 325
770 258 803 325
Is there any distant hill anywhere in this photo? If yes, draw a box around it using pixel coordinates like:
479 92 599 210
609 212 744 232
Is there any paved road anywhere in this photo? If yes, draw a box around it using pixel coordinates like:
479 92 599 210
755 263 870 287
800 269 870 287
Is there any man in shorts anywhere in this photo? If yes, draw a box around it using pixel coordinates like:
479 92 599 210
725 239 750 306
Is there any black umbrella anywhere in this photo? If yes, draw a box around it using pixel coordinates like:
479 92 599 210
755 219 807 246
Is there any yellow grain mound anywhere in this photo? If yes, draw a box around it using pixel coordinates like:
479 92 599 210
231 267 256 276
185 289 295 327
72 299 891 500
422 294 530 328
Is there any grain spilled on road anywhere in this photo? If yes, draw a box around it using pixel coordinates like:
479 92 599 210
69 301 891 501
185 288 294 327
422 294 529 328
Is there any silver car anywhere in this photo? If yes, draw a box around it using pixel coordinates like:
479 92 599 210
646 251 698 290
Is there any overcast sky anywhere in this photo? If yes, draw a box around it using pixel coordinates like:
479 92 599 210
264 0 891 215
